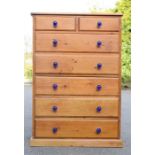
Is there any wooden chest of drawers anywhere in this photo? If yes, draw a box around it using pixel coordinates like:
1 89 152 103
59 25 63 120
30 13 123 147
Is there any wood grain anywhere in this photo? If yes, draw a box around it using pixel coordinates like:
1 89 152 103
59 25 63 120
35 53 119 74
32 16 36 138
35 32 119 52
35 16 75 30
30 138 123 147
35 118 119 138
118 16 122 138
79 17 120 31
31 13 123 16
35 97 119 117
35 76 119 96
31 13 123 147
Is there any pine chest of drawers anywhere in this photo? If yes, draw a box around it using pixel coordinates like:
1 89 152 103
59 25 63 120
30 13 123 147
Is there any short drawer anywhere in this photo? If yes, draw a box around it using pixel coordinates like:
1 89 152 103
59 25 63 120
35 76 119 96
79 17 120 31
35 53 119 75
35 118 119 138
35 97 119 117
35 16 75 30
35 32 119 52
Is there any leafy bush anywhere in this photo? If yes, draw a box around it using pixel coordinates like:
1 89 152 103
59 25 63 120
114 0 131 87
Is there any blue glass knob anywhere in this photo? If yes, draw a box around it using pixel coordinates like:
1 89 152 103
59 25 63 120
96 128 101 134
96 106 102 112
52 127 58 134
97 21 102 28
97 41 102 47
52 39 58 47
52 83 58 90
97 63 102 70
53 62 58 69
52 106 58 112
53 21 58 28
96 85 102 91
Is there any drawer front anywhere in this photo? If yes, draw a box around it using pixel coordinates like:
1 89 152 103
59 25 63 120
35 53 119 74
35 16 75 30
35 76 119 96
35 118 119 138
35 97 119 117
35 33 119 52
79 17 120 31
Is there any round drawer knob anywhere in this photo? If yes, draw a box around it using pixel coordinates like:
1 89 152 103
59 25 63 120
97 41 102 47
96 128 101 134
52 83 58 90
52 39 58 47
96 85 102 91
52 127 58 134
53 21 58 28
97 21 102 28
96 106 102 112
52 106 58 112
97 63 102 70
53 62 58 69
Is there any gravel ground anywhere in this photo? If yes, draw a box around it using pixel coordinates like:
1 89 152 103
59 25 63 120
24 84 131 155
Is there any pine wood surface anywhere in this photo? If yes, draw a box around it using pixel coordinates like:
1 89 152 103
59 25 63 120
31 13 122 147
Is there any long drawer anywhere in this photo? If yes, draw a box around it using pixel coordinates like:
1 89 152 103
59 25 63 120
35 76 119 96
35 118 119 138
35 53 119 74
35 32 119 52
35 97 119 117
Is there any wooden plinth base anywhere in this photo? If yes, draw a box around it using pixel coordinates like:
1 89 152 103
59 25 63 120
30 138 123 147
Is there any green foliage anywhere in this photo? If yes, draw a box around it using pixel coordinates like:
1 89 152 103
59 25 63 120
24 53 32 81
91 0 131 87
113 0 131 87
